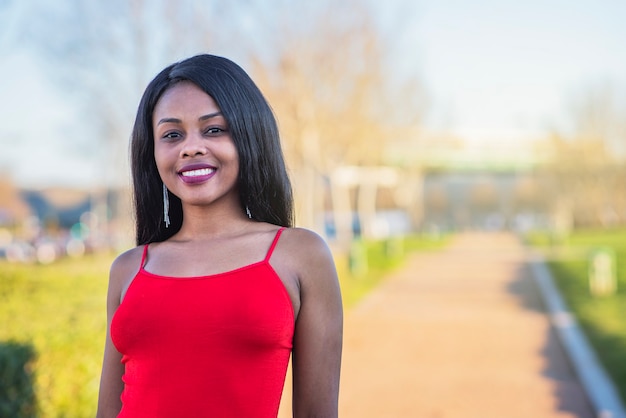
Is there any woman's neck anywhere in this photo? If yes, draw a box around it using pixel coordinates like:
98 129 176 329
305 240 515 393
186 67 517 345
175 200 251 239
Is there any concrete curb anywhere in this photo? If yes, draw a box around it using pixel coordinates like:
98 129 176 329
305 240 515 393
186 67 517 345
530 254 626 418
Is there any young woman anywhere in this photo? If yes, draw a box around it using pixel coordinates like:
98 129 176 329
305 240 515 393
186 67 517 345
97 54 343 418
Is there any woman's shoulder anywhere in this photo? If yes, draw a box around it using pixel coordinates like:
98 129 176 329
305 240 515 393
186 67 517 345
248 223 326 249
109 245 145 283
278 227 335 270
280 227 328 248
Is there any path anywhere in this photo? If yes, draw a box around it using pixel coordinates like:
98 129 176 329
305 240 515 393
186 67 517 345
337 232 595 418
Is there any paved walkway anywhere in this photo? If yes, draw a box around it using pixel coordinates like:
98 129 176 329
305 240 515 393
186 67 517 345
337 232 595 418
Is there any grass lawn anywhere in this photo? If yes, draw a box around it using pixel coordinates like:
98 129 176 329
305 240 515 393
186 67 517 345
0 253 114 417
0 233 448 416
526 228 626 402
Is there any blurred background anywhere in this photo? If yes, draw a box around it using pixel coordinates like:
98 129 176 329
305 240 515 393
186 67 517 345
2 0 626 255
1 0 626 416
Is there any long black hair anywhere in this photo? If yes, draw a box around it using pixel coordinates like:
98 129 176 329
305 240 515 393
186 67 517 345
130 54 294 245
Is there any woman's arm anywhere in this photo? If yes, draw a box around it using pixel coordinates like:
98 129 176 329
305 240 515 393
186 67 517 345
96 249 140 418
289 229 343 418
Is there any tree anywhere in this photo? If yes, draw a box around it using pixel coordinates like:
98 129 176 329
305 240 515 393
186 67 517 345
0 176 31 226
20 0 250 247
247 0 428 235
539 82 626 227
20 0 428 240
22 0 239 185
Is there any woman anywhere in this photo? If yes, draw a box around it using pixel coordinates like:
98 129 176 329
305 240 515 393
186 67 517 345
97 54 343 417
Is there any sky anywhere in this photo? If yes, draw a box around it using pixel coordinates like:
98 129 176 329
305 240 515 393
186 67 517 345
412 0 626 143
1 0 626 188
0 50 91 187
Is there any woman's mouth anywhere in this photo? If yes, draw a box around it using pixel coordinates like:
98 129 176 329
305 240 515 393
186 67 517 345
178 165 216 184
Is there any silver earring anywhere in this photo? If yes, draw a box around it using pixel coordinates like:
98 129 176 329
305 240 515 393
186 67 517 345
163 183 170 228
246 206 252 219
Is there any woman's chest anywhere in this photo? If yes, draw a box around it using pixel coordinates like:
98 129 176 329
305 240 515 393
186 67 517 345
111 265 294 355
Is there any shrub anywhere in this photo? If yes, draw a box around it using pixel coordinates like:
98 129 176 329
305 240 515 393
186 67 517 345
0 341 37 417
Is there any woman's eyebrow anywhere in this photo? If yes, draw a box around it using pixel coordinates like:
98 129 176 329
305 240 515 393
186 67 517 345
156 112 223 126
199 112 223 121
156 117 182 125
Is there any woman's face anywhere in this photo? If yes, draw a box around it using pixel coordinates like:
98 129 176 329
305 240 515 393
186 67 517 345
152 81 240 210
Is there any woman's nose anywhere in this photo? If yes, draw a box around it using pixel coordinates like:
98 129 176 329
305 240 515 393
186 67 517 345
180 134 208 158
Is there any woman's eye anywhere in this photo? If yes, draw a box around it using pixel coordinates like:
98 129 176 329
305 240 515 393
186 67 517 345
163 132 181 140
205 127 226 135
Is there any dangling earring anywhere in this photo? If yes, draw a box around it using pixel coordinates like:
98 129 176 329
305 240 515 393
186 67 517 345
245 206 252 219
163 183 171 228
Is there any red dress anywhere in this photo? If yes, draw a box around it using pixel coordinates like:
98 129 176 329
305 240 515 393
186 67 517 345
110 228 294 417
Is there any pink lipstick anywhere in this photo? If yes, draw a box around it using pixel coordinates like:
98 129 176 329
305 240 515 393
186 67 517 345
178 163 216 184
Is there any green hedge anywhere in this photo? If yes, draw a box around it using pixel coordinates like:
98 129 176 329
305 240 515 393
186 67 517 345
0 341 37 417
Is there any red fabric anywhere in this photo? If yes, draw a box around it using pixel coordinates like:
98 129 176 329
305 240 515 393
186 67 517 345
111 228 294 417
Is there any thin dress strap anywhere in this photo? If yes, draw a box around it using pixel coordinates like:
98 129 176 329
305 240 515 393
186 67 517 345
264 227 286 262
140 244 149 269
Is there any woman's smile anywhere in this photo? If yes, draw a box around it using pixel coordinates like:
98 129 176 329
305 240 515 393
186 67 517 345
178 163 217 184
